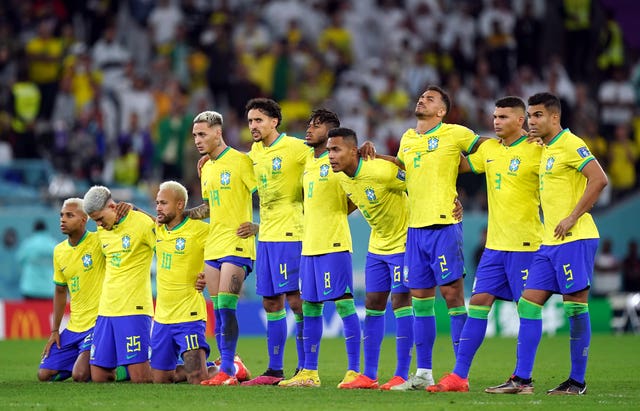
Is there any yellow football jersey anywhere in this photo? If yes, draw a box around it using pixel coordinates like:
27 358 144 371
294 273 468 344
52 231 106 332
302 151 352 255
201 147 257 260
155 218 208 324
397 123 479 227
248 134 310 241
336 158 408 254
539 129 600 244
467 136 543 251
97 210 155 316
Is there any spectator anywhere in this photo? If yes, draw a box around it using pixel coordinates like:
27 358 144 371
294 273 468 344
0 227 20 299
608 124 638 201
622 240 640 292
593 238 622 296
598 67 636 137
17 220 58 300
25 18 63 120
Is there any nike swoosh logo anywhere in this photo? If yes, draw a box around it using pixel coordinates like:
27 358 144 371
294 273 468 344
102 244 109 248
565 283 574 289
323 289 332 295
486 159 494 163
60 267 67 273
156 239 162 242
278 281 289 287
391 283 402 289
441 272 451 280
126 354 137 360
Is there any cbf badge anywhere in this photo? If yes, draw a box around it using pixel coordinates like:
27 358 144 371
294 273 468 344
122 235 131 249
82 253 93 268
220 171 231 185
272 156 282 171
509 157 521 172
427 137 439 151
320 164 329 177
175 237 186 251
545 157 555 171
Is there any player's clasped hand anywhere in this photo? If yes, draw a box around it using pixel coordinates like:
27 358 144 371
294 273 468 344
236 222 258 238
195 272 206 292
41 331 60 360
554 215 577 240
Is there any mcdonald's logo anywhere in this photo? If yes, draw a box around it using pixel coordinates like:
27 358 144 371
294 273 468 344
10 309 42 339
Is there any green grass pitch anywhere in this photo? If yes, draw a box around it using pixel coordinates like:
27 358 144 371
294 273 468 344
0 335 638 410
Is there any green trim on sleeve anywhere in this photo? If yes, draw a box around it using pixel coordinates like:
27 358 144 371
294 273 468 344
577 157 594 172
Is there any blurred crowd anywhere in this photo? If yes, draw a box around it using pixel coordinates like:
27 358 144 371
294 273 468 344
0 0 639 209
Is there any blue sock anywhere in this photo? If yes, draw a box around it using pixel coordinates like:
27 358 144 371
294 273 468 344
393 306 414 380
266 309 287 371
453 305 490 379
514 298 543 380
294 313 305 370
565 302 590 383
218 293 239 376
413 297 435 369
50 370 72 381
363 309 385 379
302 302 324 371
211 296 222 355
336 299 361 372
448 306 467 358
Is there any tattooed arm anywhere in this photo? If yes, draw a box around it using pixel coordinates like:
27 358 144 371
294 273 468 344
184 203 210 220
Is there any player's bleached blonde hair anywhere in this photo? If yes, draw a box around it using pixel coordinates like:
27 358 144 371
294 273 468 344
193 110 223 127
62 198 86 215
159 180 188 205
83 186 112 215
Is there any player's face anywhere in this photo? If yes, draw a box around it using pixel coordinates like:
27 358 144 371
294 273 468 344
305 119 330 148
59 203 87 235
247 109 278 142
415 90 446 119
493 106 523 139
527 104 556 139
327 136 356 172
193 122 222 155
89 203 117 230
156 188 182 225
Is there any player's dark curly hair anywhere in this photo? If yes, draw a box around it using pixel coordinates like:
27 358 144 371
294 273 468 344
309 108 340 129
245 98 282 128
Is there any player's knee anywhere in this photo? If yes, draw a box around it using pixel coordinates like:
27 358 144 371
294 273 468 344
37 369 53 382
72 370 91 382
365 294 387 310
390 292 411 309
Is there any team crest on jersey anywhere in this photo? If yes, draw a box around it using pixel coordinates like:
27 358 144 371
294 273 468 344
320 164 330 177
122 235 131 250
272 156 282 172
577 146 591 158
509 157 521 172
175 237 186 251
220 171 231 186
427 137 439 151
365 187 377 202
545 157 555 171
82 253 93 268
